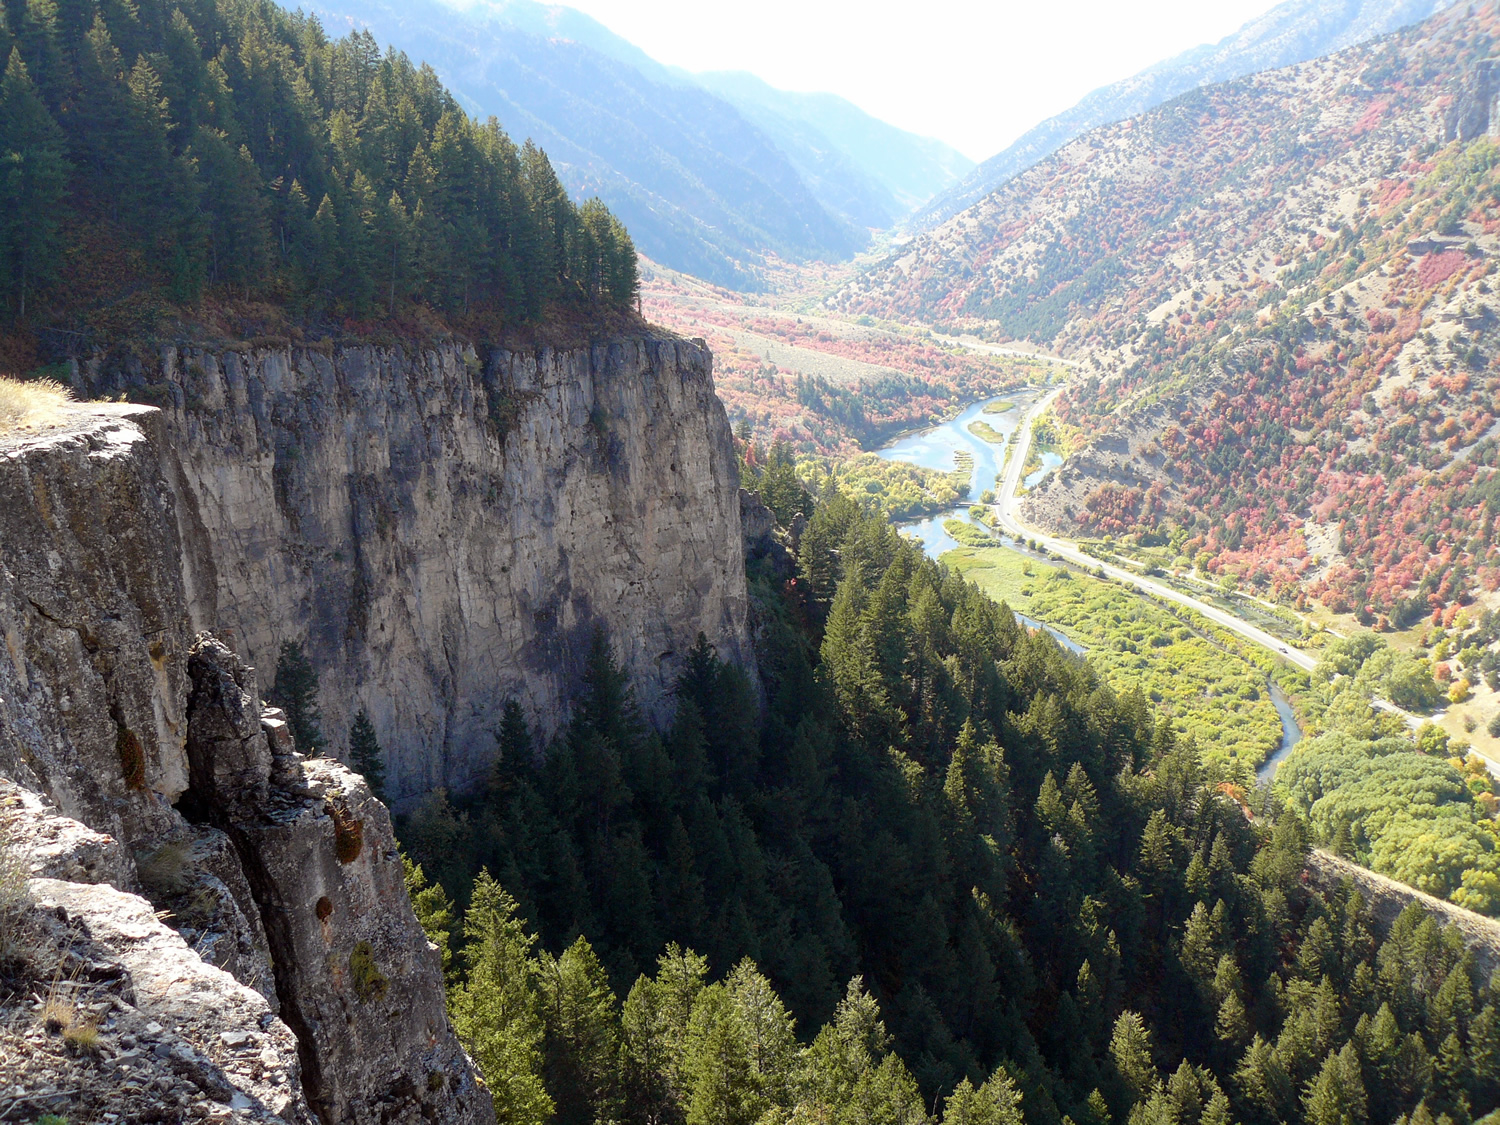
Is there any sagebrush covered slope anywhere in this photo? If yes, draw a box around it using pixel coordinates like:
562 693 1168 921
837 3 1500 621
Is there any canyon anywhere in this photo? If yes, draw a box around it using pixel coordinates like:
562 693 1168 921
0 328 756 1121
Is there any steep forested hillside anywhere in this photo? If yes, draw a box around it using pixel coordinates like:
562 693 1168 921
0 0 638 360
309 0 869 290
836 3 1500 622
402 482 1500 1125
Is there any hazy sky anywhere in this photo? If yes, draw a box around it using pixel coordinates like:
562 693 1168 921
530 0 1281 161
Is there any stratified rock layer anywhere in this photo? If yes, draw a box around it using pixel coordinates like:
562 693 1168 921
83 334 751 805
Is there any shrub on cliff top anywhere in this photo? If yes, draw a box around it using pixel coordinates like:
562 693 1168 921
0 376 70 434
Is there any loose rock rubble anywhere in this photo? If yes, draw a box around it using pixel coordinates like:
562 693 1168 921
0 875 309 1124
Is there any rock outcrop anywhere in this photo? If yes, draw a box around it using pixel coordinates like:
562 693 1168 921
0 411 493 1124
1446 57 1500 141
183 636 491 1124
1306 848 1500 977
0 405 193 853
77 333 752 805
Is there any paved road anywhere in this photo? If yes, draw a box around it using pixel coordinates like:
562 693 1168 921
990 388 1500 778
992 389 1318 673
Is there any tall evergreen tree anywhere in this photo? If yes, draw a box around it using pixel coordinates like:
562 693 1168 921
0 46 65 319
539 936 625 1125
349 708 385 802
451 870 553 1125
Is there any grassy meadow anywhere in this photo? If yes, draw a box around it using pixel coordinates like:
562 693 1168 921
946 541 1285 772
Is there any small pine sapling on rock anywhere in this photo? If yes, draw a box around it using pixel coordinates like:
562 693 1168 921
349 708 386 801
269 641 325 756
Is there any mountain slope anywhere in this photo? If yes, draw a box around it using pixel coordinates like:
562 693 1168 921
0 0 637 349
314 0 863 288
835 2 1500 624
912 0 1460 229
696 70 974 227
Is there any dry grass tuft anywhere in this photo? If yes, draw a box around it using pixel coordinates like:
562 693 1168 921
135 840 192 897
63 1017 101 1053
0 375 73 435
39 969 100 1052
0 820 34 975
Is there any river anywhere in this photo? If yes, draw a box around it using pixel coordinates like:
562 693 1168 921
875 391 1301 779
877 389 1056 554
876 388 1078 653
1258 683 1303 784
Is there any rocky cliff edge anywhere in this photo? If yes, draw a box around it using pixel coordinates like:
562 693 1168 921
72 333 751 807
0 406 494 1124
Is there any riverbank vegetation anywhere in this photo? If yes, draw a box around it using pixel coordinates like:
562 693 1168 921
946 543 1284 770
983 400 1016 414
968 420 1006 443
1277 724 1500 914
403 482 1500 1125
1270 633 1500 914
789 453 971 520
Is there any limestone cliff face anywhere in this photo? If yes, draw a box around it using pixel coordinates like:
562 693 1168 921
0 409 493 1125
83 333 751 804
0 406 193 847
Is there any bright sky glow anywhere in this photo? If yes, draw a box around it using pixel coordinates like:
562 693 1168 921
516 0 1281 161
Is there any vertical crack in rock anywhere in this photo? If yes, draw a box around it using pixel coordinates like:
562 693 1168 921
181 636 331 1119
181 634 493 1125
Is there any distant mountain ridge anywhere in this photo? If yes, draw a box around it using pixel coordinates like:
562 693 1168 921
313 0 970 287
694 70 973 226
911 0 1462 230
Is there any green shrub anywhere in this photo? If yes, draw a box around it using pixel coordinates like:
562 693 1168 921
350 941 389 1003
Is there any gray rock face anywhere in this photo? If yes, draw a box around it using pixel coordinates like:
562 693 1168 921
0 415 494 1124
1446 57 1500 140
83 334 751 806
0 405 194 848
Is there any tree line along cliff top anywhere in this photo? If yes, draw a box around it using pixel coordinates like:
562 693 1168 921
0 0 640 366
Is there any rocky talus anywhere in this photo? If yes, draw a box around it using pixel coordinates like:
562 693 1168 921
0 408 493 1124
79 333 752 805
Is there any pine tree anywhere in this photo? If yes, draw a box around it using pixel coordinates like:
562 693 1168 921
539 936 624 1125
269 640 325 756
1302 1044 1368 1125
451 870 553 1125
0 46 66 319
1110 1010 1157 1109
190 128 270 289
621 944 709 1125
403 856 455 986
941 1066 1025 1125
492 699 534 800
348 709 385 801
